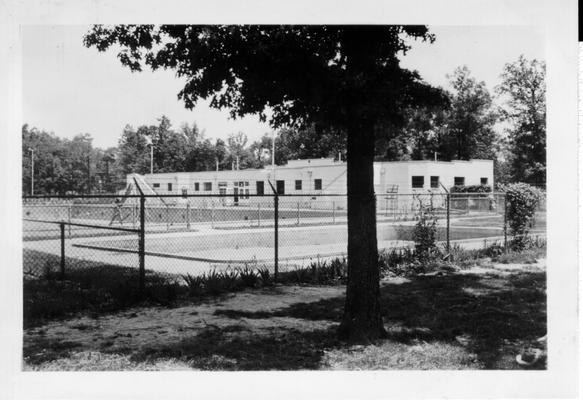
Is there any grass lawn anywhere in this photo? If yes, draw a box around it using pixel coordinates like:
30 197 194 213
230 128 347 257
23 258 546 371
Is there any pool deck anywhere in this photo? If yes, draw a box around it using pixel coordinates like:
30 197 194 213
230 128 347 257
22 218 545 277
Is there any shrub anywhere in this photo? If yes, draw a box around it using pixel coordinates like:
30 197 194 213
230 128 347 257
412 211 438 260
501 183 543 250
450 184 492 194
204 269 225 295
329 257 348 282
238 265 259 288
43 260 60 281
257 267 272 286
309 259 324 282
222 268 241 291
309 257 347 285
182 274 205 297
292 266 312 284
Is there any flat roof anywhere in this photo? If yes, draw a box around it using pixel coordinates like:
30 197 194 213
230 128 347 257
140 159 493 178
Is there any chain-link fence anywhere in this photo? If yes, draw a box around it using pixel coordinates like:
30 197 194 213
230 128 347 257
22 191 546 297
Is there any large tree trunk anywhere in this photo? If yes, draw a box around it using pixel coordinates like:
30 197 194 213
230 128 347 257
337 122 386 341
337 26 386 342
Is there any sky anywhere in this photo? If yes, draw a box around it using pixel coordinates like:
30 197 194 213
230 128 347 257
22 25 544 149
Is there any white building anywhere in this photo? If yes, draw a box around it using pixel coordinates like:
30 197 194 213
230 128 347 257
128 158 493 209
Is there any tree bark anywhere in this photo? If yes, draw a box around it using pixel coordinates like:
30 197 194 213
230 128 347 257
337 121 386 341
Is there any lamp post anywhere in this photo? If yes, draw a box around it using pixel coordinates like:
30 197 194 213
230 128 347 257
87 155 91 195
28 148 34 196
272 131 276 181
148 143 154 174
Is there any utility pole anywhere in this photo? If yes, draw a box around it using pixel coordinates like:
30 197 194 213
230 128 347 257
28 148 34 196
104 157 110 192
87 155 91 195
149 144 154 174
272 131 276 181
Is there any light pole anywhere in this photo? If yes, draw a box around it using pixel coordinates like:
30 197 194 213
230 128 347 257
28 148 34 195
271 131 276 181
148 143 154 174
87 155 91 195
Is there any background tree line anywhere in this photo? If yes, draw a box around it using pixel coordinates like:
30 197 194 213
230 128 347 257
22 56 545 196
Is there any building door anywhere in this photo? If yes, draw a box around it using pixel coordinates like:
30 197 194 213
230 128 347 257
233 186 239 206
218 182 227 205
276 180 285 195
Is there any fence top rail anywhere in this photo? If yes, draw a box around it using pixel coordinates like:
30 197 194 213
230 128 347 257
22 218 141 233
23 192 510 200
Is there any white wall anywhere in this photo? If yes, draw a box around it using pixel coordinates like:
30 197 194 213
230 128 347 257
131 159 494 204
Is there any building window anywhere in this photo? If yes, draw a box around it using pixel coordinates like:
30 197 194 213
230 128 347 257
194 182 199 191
295 180 302 190
204 182 212 191
430 176 439 188
167 183 173 192
454 177 465 186
314 179 322 190
480 177 488 185
153 183 160 188
411 176 424 188
256 181 264 195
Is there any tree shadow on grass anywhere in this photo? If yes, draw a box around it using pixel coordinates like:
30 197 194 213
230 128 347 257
212 271 546 369
24 252 546 370
23 249 184 328
379 272 546 368
127 324 341 370
214 295 345 322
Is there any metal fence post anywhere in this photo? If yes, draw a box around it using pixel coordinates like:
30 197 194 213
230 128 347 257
211 201 215 228
297 201 300 225
274 194 279 283
186 202 191 230
446 193 450 252
67 204 72 238
258 203 261 227
394 196 397 221
60 222 65 278
139 195 146 297
166 206 170 231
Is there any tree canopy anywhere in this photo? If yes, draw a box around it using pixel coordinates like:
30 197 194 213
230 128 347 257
440 66 499 161
496 55 546 186
84 25 445 131
84 24 450 341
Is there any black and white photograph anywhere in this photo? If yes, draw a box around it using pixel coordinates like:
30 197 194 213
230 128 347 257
0 0 578 399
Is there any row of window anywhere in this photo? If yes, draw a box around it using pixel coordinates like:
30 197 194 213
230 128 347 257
259 179 323 194
411 176 488 189
152 179 324 193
